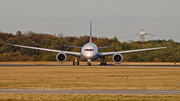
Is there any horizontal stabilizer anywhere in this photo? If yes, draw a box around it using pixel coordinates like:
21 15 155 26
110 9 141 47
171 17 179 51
98 46 117 50
64 45 82 49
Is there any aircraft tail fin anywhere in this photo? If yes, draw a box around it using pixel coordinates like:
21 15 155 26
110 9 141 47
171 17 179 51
90 20 92 43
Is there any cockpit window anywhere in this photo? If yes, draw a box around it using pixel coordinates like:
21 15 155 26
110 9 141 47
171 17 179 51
85 49 94 51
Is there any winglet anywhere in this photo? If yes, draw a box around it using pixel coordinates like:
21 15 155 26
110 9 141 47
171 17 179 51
90 20 92 43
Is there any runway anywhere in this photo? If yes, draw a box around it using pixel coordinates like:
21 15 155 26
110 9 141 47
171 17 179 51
0 89 180 94
0 63 180 67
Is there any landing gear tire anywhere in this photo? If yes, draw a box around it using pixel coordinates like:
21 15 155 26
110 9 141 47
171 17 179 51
100 62 107 65
104 62 107 65
87 63 91 66
100 56 107 65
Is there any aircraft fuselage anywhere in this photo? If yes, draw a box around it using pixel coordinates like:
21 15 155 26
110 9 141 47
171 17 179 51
81 43 99 62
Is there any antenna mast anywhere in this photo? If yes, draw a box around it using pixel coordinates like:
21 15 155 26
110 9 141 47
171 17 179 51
137 29 148 42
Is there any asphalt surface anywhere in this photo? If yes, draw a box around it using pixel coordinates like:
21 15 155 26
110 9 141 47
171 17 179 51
0 64 180 67
0 89 180 94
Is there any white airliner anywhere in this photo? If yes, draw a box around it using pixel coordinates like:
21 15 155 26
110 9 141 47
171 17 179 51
7 21 171 65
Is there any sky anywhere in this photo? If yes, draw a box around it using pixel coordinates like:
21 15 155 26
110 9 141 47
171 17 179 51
1 0 180 42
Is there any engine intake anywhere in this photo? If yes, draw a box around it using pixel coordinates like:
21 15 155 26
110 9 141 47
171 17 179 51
56 52 67 63
112 53 123 64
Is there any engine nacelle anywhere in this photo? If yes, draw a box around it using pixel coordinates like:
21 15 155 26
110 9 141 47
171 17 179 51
112 53 123 64
56 52 67 63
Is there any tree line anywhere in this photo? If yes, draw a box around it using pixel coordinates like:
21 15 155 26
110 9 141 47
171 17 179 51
0 31 179 62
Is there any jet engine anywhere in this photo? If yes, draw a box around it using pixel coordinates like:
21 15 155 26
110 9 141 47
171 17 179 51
56 52 67 63
112 53 123 64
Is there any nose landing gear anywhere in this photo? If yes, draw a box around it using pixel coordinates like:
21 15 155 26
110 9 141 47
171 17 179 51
87 59 91 66
87 62 91 66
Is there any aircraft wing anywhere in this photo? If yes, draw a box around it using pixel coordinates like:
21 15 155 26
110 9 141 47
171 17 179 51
99 46 172 56
7 43 81 56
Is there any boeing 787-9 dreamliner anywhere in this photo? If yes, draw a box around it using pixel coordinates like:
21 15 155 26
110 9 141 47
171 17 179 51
7 21 171 65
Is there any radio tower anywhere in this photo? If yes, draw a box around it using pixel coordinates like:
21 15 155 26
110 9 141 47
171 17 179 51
137 29 148 42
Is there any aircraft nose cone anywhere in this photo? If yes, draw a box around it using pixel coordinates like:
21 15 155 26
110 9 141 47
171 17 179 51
83 52 94 59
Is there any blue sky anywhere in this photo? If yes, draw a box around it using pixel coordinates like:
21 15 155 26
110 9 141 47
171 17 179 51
1 0 180 42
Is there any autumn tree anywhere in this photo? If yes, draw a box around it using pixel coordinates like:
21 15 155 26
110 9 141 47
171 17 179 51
0 31 178 62
19 39 39 56
0 38 20 53
16 31 22 36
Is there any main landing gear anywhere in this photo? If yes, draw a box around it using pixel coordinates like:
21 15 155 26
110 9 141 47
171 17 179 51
100 56 107 65
73 57 79 65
